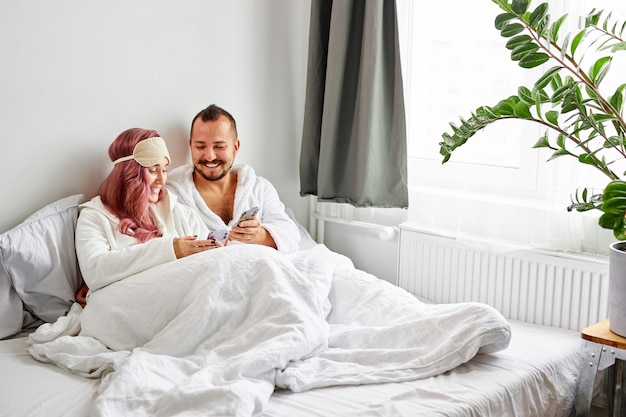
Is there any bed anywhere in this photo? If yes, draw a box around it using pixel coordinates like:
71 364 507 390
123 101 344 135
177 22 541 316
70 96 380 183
0 194 586 417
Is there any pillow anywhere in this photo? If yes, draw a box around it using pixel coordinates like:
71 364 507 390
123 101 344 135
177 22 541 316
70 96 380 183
0 267 22 339
0 194 85 339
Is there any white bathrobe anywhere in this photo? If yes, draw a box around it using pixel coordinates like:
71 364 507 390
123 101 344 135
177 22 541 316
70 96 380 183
167 164 300 253
75 192 208 291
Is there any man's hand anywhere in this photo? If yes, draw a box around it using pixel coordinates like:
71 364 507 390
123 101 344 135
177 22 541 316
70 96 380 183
173 235 223 259
229 218 277 249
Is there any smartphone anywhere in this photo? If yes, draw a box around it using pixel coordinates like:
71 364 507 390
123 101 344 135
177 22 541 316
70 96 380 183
207 228 230 244
236 206 259 226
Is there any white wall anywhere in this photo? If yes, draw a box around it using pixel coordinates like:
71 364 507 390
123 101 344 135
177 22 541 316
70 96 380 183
0 0 311 233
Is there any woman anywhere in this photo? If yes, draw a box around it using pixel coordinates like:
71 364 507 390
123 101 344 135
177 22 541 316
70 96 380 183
75 128 222 295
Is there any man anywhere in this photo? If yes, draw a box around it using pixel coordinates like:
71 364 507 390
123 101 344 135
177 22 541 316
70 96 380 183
166 104 300 254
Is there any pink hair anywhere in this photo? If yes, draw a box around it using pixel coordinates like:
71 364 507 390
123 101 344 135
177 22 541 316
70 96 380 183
98 128 166 243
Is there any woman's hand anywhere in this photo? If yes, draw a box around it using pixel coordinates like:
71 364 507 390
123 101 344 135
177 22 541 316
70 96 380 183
75 283 89 308
173 235 223 259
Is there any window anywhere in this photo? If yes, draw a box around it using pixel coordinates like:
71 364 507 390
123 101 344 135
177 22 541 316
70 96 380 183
396 0 626 254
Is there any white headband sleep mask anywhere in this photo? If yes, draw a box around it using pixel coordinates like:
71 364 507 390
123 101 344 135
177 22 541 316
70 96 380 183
112 137 171 167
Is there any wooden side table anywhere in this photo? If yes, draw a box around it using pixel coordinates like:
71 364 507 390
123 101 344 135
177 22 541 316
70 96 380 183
576 319 626 416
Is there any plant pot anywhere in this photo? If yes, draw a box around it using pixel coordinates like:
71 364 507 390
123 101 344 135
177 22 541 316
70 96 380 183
609 241 626 337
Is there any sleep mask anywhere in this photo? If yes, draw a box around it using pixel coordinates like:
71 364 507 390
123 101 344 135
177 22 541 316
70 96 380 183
113 137 171 167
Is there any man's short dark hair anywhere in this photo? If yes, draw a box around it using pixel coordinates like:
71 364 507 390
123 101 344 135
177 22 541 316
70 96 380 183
190 104 238 139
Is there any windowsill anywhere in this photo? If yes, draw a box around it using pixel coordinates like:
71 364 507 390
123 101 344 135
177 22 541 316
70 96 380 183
398 222 610 264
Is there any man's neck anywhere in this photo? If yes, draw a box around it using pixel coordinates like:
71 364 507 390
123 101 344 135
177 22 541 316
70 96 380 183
192 169 238 223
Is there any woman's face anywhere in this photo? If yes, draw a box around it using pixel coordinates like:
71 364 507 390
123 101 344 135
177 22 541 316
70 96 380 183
146 157 169 203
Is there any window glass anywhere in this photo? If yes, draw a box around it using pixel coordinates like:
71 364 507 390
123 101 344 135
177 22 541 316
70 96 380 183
397 0 626 254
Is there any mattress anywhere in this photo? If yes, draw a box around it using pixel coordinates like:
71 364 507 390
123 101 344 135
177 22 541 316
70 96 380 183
0 320 580 417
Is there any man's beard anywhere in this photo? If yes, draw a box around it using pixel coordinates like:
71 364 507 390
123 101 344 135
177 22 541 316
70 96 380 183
193 160 233 182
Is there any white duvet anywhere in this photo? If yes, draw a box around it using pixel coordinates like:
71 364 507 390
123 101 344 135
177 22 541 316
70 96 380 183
27 244 511 417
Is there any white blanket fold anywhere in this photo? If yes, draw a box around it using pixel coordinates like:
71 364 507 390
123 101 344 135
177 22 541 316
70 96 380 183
27 244 511 417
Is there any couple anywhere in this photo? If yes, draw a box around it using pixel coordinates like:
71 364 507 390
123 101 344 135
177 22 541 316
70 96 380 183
76 104 299 301
32 105 513 415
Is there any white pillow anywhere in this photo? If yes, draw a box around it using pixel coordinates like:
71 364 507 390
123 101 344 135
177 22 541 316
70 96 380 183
0 267 22 339
0 194 84 339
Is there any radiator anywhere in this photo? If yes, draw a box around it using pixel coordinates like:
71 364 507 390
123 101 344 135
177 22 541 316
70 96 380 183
397 225 610 331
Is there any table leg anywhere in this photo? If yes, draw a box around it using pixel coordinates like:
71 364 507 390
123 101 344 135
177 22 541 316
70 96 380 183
576 341 604 416
613 359 626 417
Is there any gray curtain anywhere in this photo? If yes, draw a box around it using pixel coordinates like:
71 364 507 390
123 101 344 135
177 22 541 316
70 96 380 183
299 0 407 208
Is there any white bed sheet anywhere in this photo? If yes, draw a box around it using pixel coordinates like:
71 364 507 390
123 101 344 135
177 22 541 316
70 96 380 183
0 320 580 417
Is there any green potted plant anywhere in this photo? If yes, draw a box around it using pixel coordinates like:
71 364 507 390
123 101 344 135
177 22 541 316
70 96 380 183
439 0 626 335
